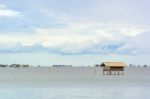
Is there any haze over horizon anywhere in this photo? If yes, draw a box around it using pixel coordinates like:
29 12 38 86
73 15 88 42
0 0 150 65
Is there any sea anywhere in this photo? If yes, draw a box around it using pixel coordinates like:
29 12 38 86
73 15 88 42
0 67 149 99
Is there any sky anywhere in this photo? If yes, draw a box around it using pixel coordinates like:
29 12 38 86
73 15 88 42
0 0 150 66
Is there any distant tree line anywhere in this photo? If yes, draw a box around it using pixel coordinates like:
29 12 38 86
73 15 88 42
0 64 30 67
129 64 148 67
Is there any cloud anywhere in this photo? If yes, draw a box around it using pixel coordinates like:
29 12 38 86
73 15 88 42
0 41 132 55
0 22 147 55
0 5 21 17
124 32 150 55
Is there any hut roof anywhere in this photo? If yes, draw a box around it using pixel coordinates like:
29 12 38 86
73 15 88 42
101 62 126 67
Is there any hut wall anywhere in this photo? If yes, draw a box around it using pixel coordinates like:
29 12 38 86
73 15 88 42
110 67 124 71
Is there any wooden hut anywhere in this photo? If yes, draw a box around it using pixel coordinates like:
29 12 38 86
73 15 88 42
100 62 126 75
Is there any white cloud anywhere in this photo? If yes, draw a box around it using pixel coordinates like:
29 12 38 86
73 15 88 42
0 5 21 17
120 27 149 37
0 22 148 55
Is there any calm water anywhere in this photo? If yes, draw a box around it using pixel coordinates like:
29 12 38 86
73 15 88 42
0 67 150 99
0 87 150 99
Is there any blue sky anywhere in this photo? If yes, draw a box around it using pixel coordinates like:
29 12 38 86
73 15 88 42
0 0 150 66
